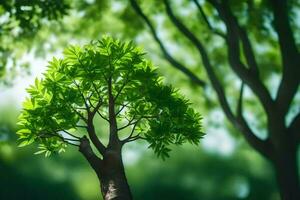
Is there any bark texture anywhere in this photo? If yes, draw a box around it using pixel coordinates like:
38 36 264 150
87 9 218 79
273 140 300 200
79 137 132 200
98 148 132 200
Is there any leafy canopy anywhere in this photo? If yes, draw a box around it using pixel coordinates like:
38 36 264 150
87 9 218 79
17 36 203 159
0 0 69 83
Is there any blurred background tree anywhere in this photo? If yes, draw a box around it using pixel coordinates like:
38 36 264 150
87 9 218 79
0 0 68 85
1 0 299 199
122 0 300 199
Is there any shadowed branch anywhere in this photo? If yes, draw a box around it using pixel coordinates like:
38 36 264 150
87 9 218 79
161 0 273 159
129 0 206 88
269 0 300 115
192 0 226 39
207 0 274 117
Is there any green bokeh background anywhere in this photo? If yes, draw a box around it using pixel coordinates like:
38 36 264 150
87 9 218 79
1 0 300 199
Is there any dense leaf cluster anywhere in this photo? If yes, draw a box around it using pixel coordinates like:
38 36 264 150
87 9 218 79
17 36 203 158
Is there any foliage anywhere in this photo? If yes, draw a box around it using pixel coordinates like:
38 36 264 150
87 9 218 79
17 36 203 159
0 0 69 83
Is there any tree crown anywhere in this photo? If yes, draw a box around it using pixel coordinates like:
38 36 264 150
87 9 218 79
17 36 203 159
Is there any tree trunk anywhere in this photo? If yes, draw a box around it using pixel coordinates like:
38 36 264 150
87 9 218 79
79 136 132 200
273 146 300 200
96 148 133 200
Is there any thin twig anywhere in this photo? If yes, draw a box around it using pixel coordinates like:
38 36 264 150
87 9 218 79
115 102 130 116
76 125 88 128
114 75 131 102
192 0 226 39
73 80 90 112
97 110 110 122
118 114 137 131
62 130 81 140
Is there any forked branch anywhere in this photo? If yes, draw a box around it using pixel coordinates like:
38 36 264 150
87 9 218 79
162 0 273 159
269 0 300 115
115 102 130 116
207 0 273 116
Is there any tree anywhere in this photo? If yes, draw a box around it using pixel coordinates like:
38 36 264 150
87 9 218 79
126 0 300 199
17 36 203 199
0 0 69 84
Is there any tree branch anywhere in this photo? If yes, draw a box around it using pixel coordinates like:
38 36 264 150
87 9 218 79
62 130 81 140
96 110 110 122
79 136 102 173
207 0 258 75
236 115 274 160
118 113 137 131
115 102 130 116
73 80 91 113
208 0 274 117
76 125 88 129
129 0 206 88
86 116 106 155
162 0 233 118
236 82 244 116
122 128 138 144
237 25 259 75
122 124 145 144
269 0 300 115
62 95 88 123
72 107 88 123
88 97 103 116
83 97 107 155
122 135 145 144
40 132 80 147
192 0 226 39
65 141 80 147
162 0 273 159
114 75 131 102
108 77 120 146
289 112 300 144
91 82 101 99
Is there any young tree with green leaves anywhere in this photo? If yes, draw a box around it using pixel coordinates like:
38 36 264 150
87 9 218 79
17 37 203 200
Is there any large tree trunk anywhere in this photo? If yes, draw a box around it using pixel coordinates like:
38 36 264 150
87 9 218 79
96 148 132 200
273 145 300 200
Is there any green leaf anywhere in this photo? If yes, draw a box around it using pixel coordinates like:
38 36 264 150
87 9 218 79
18 139 34 147
16 129 31 134
34 150 47 155
45 151 52 157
